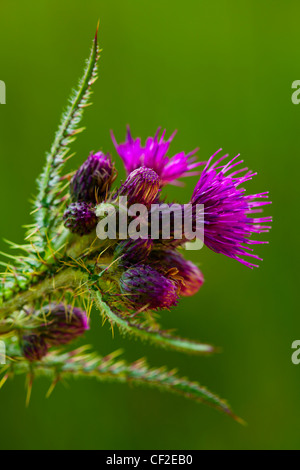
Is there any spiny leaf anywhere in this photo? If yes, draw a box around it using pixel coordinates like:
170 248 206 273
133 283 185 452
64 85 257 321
94 290 215 355
33 25 100 247
3 348 242 422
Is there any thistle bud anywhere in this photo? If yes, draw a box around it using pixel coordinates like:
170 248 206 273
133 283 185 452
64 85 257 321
118 167 160 207
120 264 179 310
114 238 153 268
179 260 204 296
22 335 48 362
39 304 89 346
150 249 204 296
70 152 116 204
63 202 97 236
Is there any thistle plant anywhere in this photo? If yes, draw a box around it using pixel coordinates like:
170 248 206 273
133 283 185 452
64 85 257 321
0 27 272 421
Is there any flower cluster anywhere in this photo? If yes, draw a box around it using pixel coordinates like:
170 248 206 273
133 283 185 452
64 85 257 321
4 37 272 415
22 305 89 361
62 128 272 312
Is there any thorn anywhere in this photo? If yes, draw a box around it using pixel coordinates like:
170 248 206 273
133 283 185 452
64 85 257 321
70 127 86 136
78 102 93 109
110 320 115 338
63 152 76 163
129 304 150 319
25 227 40 240
0 373 9 390
0 251 19 260
30 207 41 215
99 256 122 276
26 373 34 407
232 413 248 427
60 171 75 182
95 19 100 43
92 243 111 264
46 377 59 398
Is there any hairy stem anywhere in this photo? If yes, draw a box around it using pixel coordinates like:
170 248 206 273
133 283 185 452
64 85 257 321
93 290 215 355
0 268 88 318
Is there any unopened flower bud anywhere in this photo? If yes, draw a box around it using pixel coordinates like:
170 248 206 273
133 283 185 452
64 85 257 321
150 249 204 296
118 167 160 208
22 335 48 362
39 304 89 346
120 264 179 310
114 238 153 268
70 152 116 204
63 202 97 236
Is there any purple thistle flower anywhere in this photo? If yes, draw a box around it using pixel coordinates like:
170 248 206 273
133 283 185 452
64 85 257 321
111 127 204 186
70 152 116 204
191 150 272 268
115 238 154 268
120 265 179 310
118 167 160 207
63 201 97 236
150 249 204 297
22 335 48 362
39 304 89 346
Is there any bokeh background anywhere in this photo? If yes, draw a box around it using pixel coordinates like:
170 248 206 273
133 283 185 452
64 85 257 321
0 0 299 450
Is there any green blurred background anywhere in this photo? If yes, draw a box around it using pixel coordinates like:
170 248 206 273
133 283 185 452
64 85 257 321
0 0 299 450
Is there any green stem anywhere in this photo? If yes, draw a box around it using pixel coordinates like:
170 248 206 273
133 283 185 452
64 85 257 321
0 268 87 318
94 290 215 355
34 28 100 247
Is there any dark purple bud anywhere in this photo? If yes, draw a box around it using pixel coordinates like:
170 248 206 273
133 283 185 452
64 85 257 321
39 304 89 346
114 238 153 268
70 152 117 204
22 335 48 362
63 202 97 236
120 264 179 310
179 260 204 296
118 167 160 208
150 250 204 297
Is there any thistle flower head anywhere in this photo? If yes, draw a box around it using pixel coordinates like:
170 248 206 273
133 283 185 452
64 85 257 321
118 167 160 207
111 127 204 186
150 249 204 297
22 335 48 362
39 304 89 346
63 202 97 236
191 150 272 268
120 265 179 310
70 151 116 204
114 238 153 268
